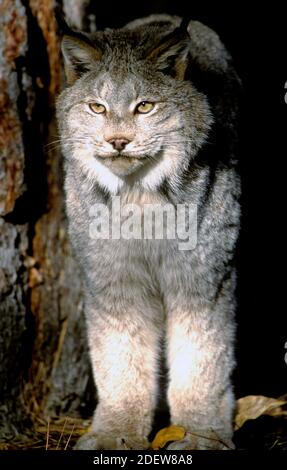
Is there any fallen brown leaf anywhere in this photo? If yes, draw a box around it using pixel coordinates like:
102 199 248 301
151 425 186 450
235 395 287 430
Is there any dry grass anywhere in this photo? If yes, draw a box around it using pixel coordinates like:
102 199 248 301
0 416 91 450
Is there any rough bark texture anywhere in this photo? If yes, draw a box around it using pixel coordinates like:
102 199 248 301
0 0 94 438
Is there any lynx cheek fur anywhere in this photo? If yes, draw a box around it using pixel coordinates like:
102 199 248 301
56 14 241 450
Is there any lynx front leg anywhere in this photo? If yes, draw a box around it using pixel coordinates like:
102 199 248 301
166 305 236 450
75 302 161 450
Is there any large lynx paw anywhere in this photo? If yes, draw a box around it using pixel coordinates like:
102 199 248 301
166 431 235 450
74 432 149 450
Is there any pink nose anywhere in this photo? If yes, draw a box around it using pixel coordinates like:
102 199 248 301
107 137 131 151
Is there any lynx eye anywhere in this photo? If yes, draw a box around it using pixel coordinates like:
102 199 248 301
136 101 154 114
89 103 106 114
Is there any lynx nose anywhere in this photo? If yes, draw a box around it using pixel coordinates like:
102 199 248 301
107 137 130 151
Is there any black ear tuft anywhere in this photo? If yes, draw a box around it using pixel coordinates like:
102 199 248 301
55 8 71 35
178 17 190 32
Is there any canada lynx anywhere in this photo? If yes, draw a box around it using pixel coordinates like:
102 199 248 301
56 14 241 450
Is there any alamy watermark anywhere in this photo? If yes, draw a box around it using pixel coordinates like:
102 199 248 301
89 196 197 251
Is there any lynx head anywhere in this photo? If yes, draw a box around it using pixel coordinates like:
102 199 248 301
56 17 212 193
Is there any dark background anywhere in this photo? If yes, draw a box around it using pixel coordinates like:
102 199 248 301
90 1 287 397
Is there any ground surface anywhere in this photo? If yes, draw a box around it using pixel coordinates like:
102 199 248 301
0 395 286 450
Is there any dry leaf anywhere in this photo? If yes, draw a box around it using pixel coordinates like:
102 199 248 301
235 395 287 429
151 425 186 449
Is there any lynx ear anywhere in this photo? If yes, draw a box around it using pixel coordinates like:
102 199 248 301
56 12 102 85
61 35 102 84
145 20 190 79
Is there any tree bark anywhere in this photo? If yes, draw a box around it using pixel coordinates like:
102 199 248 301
0 0 94 438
